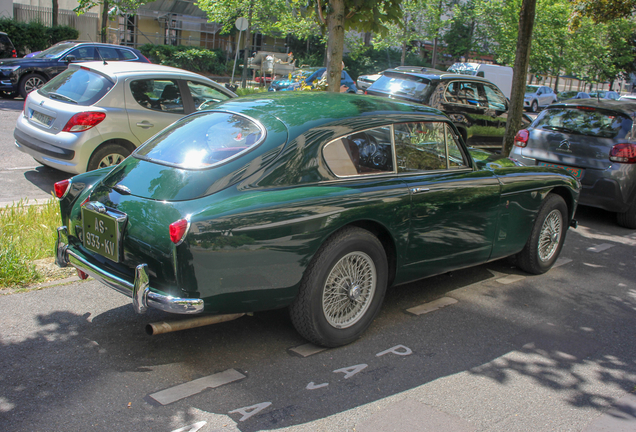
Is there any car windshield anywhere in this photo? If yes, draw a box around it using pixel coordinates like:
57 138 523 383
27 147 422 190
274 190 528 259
369 74 431 100
134 112 265 169
38 67 114 106
526 85 540 93
535 107 631 138
32 43 75 59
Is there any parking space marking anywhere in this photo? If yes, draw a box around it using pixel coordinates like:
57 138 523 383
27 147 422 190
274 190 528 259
289 343 327 357
407 297 457 316
170 421 207 432
553 257 573 268
149 369 246 405
229 402 272 422
587 243 614 253
496 274 526 285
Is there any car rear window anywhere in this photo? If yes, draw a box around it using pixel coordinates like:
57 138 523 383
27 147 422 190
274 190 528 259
38 67 114 106
534 107 632 139
369 74 431 100
134 112 265 169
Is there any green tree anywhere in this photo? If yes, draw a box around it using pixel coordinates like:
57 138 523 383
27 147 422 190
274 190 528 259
75 0 151 42
443 2 479 62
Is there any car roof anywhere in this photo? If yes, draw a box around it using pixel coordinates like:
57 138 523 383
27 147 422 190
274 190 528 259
71 61 204 79
380 68 491 84
549 99 636 116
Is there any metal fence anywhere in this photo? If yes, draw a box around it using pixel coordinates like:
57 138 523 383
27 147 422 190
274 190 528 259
13 4 99 42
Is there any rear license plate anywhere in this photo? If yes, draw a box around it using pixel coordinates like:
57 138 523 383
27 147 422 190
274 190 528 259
30 110 53 127
82 206 120 262
538 162 584 179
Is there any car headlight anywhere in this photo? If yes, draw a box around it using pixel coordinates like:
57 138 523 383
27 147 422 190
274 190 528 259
0 66 20 72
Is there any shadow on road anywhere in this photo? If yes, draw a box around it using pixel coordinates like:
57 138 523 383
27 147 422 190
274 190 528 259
22 165 70 195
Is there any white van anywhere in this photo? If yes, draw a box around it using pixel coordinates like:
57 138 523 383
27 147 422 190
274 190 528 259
447 63 513 99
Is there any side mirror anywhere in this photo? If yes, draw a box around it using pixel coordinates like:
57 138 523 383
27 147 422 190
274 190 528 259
65 55 76 63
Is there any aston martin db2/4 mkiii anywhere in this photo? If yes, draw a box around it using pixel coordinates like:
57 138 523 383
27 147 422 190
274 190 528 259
54 92 580 347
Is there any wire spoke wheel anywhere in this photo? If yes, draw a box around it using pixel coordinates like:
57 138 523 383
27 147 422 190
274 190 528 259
322 251 376 329
538 209 563 262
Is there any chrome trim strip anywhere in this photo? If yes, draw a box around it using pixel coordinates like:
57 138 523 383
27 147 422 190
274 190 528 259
55 227 204 315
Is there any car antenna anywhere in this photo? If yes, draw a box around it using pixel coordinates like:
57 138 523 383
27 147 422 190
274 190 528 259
95 46 107 65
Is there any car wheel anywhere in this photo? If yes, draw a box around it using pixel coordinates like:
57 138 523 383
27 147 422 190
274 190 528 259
617 200 636 229
289 226 388 347
515 194 568 275
531 100 538 112
87 144 130 172
19 74 46 99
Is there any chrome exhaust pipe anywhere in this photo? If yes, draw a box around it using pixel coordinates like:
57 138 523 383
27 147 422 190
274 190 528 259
146 313 245 336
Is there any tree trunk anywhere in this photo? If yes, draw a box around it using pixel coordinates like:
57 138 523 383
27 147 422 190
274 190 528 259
52 0 59 27
401 42 407 66
502 0 537 156
325 0 345 92
101 0 109 43
431 37 438 68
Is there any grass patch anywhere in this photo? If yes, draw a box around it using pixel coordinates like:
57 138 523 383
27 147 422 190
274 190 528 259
0 198 60 287
235 86 268 96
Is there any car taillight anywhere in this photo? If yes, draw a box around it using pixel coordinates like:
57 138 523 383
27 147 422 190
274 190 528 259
54 179 71 198
11 49 16 58
514 129 529 147
62 112 106 132
169 218 189 245
609 143 636 164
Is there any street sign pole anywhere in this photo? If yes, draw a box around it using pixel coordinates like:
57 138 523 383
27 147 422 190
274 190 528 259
230 17 249 86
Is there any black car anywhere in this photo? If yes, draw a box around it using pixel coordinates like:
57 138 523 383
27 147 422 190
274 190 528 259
365 68 531 150
0 32 16 59
0 41 149 99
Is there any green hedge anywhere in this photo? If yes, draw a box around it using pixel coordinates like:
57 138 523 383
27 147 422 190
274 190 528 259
0 18 79 56
139 44 227 75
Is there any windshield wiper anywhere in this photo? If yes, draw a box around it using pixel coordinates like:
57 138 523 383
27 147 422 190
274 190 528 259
47 92 78 104
542 125 575 133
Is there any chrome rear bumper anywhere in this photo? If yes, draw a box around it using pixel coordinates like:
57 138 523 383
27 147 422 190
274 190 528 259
55 226 204 315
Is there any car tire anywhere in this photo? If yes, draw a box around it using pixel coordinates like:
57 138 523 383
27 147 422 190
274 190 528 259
289 226 388 347
531 100 538 112
87 144 130 172
19 73 46 99
515 194 568 275
617 200 636 229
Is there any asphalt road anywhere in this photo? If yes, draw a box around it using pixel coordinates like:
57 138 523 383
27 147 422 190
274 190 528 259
0 102 633 432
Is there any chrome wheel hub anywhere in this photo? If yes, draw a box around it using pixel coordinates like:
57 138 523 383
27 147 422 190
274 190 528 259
538 209 563 262
98 154 125 168
322 251 376 329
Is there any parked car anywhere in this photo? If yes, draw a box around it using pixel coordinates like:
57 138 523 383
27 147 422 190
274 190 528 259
281 67 357 93
589 90 620 100
556 90 590 102
268 67 320 91
524 85 558 112
356 67 429 92
0 31 16 59
447 63 513 98
510 99 636 228
54 92 579 347
0 41 149 99
365 68 532 150
15 61 236 174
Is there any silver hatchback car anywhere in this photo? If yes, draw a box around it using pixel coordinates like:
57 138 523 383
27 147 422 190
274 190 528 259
510 99 636 228
14 62 236 174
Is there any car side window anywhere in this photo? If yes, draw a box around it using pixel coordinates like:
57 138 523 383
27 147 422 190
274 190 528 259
483 84 507 110
118 49 137 60
130 79 184 114
394 122 468 172
67 47 96 61
323 127 394 177
453 82 483 106
187 81 232 111
97 47 120 61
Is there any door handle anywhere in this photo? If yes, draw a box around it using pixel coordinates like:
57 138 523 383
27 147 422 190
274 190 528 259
136 121 154 128
410 187 430 194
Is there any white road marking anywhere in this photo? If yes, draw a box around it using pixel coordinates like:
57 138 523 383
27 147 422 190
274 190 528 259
376 345 413 357
229 402 272 422
553 257 572 268
573 225 636 246
149 369 246 405
289 343 327 357
583 263 604 268
406 297 457 316
306 382 329 390
170 421 207 432
587 243 614 253
333 364 368 379
496 274 526 285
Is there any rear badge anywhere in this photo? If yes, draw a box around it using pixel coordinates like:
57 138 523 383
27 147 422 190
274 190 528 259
557 140 572 153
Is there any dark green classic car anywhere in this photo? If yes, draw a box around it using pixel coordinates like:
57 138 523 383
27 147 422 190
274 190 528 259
54 92 580 347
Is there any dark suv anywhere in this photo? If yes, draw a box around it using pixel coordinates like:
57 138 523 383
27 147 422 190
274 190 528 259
365 68 531 150
0 41 149 99
0 32 16 59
